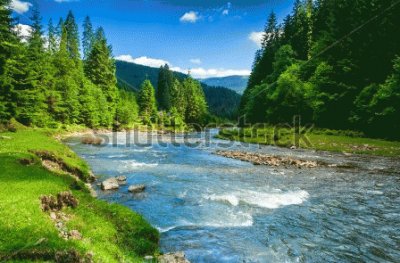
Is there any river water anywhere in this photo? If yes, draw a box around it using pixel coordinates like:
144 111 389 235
67 131 400 262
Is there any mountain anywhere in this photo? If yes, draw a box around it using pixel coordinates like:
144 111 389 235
200 76 249 94
115 60 241 119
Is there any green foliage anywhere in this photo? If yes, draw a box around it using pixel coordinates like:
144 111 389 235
0 129 159 261
240 0 400 139
157 64 173 110
182 77 208 124
115 60 237 120
82 16 94 60
115 90 139 128
138 80 157 125
84 28 118 126
0 5 143 130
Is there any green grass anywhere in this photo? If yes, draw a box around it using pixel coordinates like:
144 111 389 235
216 127 400 157
0 129 159 262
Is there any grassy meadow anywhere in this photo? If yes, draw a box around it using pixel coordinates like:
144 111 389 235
0 126 159 262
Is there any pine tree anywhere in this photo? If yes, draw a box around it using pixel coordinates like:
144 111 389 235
0 0 18 121
64 11 80 63
47 19 57 54
170 78 186 118
84 27 118 126
82 16 94 60
182 77 208 124
14 3 51 126
138 79 157 125
52 25 80 124
157 64 174 110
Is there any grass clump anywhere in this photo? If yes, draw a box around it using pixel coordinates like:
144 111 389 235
217 127 400 157
0 128 159 262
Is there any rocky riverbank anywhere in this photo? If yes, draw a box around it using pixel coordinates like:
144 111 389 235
215 150 321 168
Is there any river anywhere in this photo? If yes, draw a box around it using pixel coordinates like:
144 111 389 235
67 130 400 262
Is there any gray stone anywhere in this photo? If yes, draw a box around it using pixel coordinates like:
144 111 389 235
101 178 119 190
116 175 127 182
128 184 146 193
158 252 190 263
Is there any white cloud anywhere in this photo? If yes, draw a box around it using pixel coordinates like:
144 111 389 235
249 31 264 47
190 58 202 65
180 11 200 23
116 55 169 68
10 0 32 14
222 9 229 15
182 67 251 79
116 55 250 79
13 24 32 43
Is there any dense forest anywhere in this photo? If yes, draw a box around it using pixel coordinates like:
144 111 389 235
116 60 241 119
0 0 210 129
240 0 400 139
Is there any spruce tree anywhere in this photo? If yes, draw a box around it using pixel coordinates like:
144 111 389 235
157 64 174 110
64 11 80 63
84 27 118 126
138 80 157 125
82 16 94 60
182 77 207 124
47 19 57 54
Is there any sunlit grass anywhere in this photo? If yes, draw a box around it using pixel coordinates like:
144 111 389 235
217 127 400 157
0 129 159 262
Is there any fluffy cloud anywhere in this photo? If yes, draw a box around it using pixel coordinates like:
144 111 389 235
180 67 251 79
10 0 32 14
116 55 169 68
248 31 264 47
116 55 250 78
190 58 202 65
180 11 200 23
13 24 32 43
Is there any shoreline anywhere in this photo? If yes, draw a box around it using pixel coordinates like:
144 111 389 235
0 128 160 262
216 129 400 158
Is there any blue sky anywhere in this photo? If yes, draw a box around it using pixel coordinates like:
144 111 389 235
11 0 294 78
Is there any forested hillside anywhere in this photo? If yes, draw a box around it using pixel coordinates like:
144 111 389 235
0 2 137 128
201 75 249 94
0 1 210 129
116 60 241 119
240 0 400 139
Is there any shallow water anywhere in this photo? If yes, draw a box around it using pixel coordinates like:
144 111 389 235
67 131 400 262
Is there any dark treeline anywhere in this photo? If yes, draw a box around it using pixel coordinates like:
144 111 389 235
155 64 208 126
0 0 209 129
240 0 400 139
115 60 240 120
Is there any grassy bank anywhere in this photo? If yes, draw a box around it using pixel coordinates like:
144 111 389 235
0 127 159 262
216 127 400 157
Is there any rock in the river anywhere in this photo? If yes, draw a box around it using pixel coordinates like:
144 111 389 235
116 175 127 182
158 252 190 263
101 178 119 190
128 184 146 193
116 176 127 185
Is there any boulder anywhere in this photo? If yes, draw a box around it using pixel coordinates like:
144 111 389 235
158 252 190 263
116 175 127 182
101 178 119 190
128 184 146 193
116 176 127 185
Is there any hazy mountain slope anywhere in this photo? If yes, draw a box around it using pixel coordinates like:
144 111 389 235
115 60 241 119
201 75 249 94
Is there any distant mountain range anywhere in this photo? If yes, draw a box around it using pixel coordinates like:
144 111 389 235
200 76 249 94
115 60 241 119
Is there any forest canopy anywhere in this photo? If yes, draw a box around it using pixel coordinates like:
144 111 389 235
0 0 210 129
240 0 400 139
